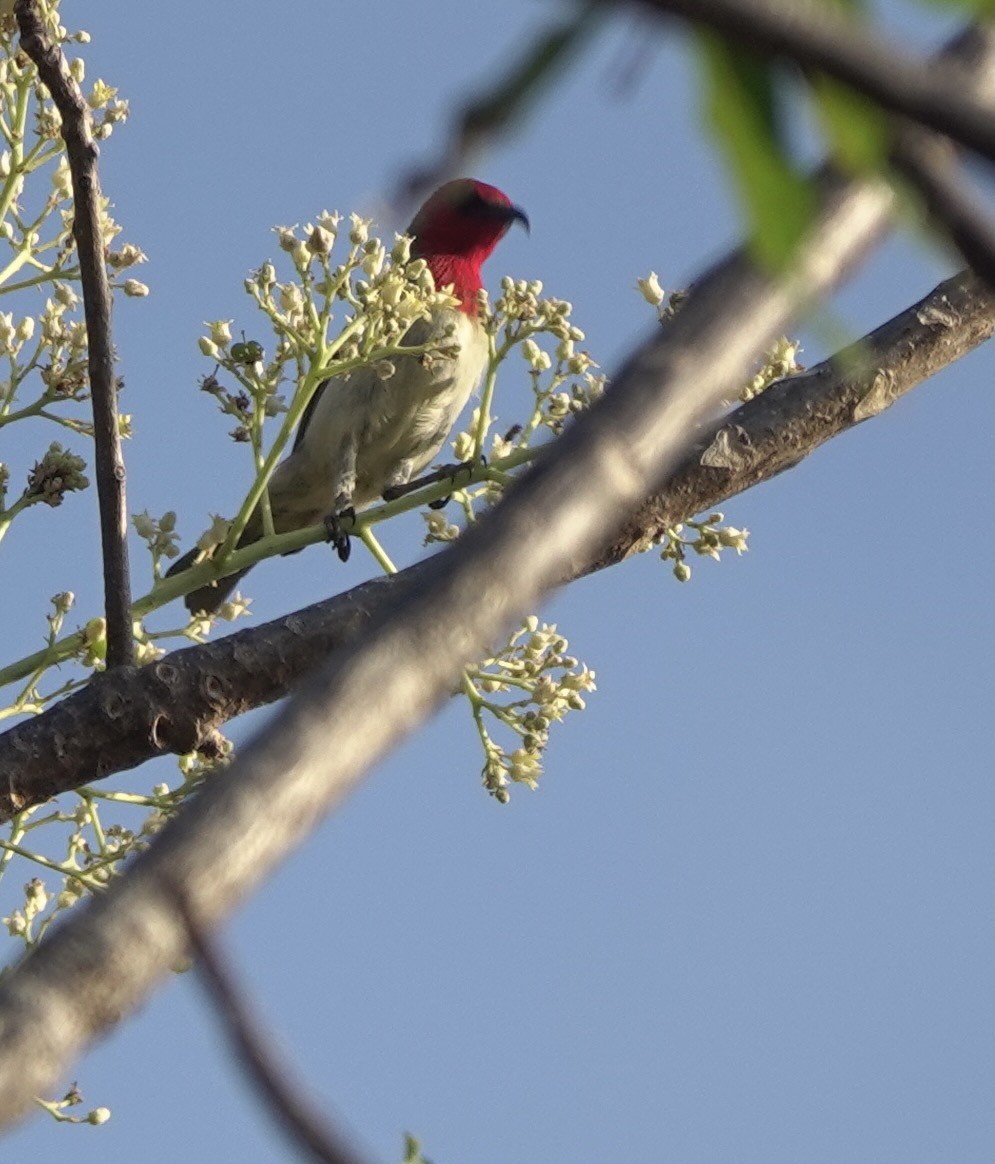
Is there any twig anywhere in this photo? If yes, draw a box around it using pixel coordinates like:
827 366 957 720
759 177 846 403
0 269 991 809
630 0 995 168
891 135 995 296
174 887 369 1164
15 1 133 668
395 2 602 214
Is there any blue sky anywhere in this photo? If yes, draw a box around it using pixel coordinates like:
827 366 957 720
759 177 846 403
1 2 991 1161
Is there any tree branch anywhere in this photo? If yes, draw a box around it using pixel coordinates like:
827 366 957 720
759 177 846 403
0 270 990 815
396 1 603 212
892 135 995 295
0 138 906 1124
0 21 989 1133
15 1 133 668
630 0 995 168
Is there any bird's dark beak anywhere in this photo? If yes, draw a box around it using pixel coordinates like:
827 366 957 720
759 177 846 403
507 204 530 234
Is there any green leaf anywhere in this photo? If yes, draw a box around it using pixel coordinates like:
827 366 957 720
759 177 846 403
811 74 892 173
696 32 816 268
459 2 604 141
909 0 995 15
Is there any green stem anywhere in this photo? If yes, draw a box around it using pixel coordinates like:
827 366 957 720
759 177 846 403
0 813 28 881
214 315 369 565
78 793 108 855
0 838 98 886
0 495 32 546
464 668 534 693
0 240 38 287
0 443 534 692
0 264 74 296
473 333 501 460
0 77 31 225
0 393 49 427
79 787 173 809
359 525 397 574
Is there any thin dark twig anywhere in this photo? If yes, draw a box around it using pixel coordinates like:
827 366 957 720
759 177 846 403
395 1 603 215
15 0 133 668
892 135 995 296
604 16 660 99
173 885 370 1164
630 0 995 169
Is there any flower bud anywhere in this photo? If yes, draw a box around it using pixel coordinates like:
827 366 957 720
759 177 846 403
637 271 665 306
307 225 333 256
275 226 298 251
391 234 412 266
25 878 48 911
54 282 78 308
348 214 369 246
132 511 155 538
52 591 75 614
207 320 232 346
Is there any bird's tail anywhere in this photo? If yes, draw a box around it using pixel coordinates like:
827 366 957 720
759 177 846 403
167 511 261 615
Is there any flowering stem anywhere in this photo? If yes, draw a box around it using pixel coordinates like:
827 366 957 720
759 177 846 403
472 332 500 460
215 315 369 566
358 526 397 574
0 838 98 886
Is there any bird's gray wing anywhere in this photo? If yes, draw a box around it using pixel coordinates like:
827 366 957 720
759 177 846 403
291 379 329 453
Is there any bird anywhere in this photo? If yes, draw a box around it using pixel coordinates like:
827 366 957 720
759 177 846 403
170 179 528 616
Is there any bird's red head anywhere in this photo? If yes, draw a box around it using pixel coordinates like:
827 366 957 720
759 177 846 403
407 179 528 314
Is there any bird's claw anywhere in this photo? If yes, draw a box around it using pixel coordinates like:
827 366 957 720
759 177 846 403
448 456 483 486
427 457 482 509
323 507 355 563
382 457 484 507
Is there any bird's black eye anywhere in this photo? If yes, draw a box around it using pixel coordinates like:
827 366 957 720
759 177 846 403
459 188 491 216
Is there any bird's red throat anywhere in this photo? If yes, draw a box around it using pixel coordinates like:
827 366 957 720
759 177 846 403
424 253 485 316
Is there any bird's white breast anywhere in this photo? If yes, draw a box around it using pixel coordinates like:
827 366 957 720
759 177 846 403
268 307 488 527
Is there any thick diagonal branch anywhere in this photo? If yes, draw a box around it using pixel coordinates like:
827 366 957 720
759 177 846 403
0 149 904 1123
0 270 991 815
15 1 133 668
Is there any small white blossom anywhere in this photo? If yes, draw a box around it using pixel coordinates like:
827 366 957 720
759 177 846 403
348 213 370 246
636 271 665 306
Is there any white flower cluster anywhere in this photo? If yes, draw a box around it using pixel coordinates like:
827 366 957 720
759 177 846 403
466 616 597 802
197 216 462 456
636 271 688 321
659 512 750 582
133 508 180 569
741 336 803 401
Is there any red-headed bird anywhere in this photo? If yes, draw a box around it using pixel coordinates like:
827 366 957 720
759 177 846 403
174 179 528 615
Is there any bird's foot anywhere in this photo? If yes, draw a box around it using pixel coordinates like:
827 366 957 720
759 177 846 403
382 457 484 507
323 507 356 563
